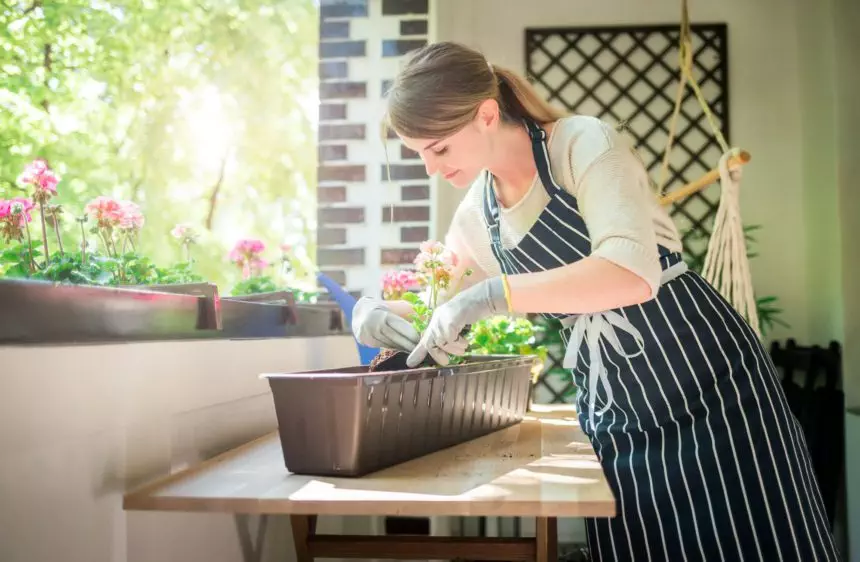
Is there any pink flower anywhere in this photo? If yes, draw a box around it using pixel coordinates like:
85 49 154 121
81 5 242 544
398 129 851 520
171 223 198 242
229 238 265 263
17 159 59 201
411 239 462 301
6 198 35 225
0 197 35 242
229 238 267 279
85 196 125 228
118 201 144 231
381 269 421 300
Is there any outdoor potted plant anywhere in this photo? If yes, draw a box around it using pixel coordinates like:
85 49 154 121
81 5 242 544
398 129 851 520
260 239 544 477
0 159 340 343
218 238 344 337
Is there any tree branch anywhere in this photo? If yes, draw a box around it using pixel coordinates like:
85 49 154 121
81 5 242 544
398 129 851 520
205 150 230 230
41 42 52 112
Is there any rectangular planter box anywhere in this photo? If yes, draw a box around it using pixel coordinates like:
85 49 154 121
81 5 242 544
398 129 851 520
0 280 347 344
0 278 209 344
220 291 345 339
261 354 537 477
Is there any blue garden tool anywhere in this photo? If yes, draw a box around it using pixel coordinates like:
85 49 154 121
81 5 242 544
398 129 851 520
315 271 380 365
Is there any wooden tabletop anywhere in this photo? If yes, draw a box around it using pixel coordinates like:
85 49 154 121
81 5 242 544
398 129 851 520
123 405 616 518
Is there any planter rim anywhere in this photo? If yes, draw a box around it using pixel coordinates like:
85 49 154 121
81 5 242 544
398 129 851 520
259 354 538 383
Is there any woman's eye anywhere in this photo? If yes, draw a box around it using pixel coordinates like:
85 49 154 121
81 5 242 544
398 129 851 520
434 146 448 156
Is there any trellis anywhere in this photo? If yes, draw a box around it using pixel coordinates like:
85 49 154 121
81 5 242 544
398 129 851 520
524 23 733 404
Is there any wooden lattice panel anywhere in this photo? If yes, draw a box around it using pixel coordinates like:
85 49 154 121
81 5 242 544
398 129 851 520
524 24 730 402
525 23 730 271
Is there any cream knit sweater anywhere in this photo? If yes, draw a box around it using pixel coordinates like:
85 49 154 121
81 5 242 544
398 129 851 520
440 115 683 302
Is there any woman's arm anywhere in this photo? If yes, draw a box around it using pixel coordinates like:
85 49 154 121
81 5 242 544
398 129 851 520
507 255 651 314
507 132 662 315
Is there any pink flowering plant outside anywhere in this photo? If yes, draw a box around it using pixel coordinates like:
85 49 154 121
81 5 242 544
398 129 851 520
0 159 321 299
226 239 319 301
380 239 548 374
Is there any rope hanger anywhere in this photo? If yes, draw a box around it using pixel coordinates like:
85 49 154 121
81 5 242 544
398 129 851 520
654 0 761 337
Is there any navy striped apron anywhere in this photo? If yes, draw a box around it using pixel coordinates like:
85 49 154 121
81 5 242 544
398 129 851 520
481 118 840 561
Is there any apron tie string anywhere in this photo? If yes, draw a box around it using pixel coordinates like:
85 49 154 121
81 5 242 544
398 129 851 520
561 260 689 430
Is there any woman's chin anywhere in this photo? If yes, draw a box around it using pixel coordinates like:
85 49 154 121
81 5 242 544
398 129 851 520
443 171 477 189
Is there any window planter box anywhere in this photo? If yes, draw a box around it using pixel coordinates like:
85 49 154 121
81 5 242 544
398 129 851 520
260 354 537 477
0 278 345 344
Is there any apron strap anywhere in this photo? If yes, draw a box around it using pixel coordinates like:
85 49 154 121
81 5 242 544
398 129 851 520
481 118 561 264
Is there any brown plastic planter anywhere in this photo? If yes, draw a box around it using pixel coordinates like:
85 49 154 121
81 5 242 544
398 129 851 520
261 354 537 477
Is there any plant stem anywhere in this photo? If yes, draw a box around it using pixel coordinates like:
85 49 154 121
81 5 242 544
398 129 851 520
23 220 35 274
99 231 112 257
38 201 50 266
78 220 87 265
53 214 64 256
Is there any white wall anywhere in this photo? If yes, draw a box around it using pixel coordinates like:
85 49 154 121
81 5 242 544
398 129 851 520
832 0 860 556
435 0 813 344
0 336 360 562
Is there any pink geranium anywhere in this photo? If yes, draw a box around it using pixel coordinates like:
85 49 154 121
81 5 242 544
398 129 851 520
0 197 35 243
118 201 144 231
413 238 459 297
381 269 421 300
85 196 125 228
0 198 35 242
17 158 59 203
229 238 267 279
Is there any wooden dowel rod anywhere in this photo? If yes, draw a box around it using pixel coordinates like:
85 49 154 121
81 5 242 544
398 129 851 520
659 150 751 206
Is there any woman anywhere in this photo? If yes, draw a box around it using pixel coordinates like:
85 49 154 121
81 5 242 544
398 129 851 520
352 41 839 561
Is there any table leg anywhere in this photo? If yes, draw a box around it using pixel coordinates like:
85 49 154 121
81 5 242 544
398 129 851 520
535 517 558 562
235 514 269 562
290 514 318 562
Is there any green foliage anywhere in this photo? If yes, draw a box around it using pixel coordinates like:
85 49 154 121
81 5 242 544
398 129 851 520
0 242 203 286
231 275 280 296
0 0 319 290
230 275 319 303
399 291 547 373
401 291 430 334
466 315 549 381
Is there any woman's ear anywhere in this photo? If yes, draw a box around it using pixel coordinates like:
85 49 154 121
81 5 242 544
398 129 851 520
475 98 500 132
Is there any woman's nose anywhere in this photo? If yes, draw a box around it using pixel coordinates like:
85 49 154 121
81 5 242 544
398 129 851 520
423 154 437 176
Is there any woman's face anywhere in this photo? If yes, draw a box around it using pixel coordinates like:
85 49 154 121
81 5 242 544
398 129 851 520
399 100 498 189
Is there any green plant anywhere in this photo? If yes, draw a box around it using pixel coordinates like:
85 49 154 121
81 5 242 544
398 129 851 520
466 315 549 382
381 240 547 371
231 275 279 296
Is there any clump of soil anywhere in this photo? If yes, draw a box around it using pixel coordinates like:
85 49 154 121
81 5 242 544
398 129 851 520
368 349 435 372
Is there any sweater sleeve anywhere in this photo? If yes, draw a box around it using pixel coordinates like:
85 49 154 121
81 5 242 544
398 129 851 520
567 121 663 298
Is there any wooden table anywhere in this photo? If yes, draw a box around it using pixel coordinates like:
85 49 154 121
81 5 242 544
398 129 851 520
123 405 615 562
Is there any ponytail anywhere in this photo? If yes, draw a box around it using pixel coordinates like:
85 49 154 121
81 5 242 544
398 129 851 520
492 65 567 125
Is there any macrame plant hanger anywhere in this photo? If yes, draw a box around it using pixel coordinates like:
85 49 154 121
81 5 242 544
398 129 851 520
655 0 761 338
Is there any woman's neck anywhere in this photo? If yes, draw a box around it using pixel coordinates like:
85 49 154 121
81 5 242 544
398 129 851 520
488 121 550 208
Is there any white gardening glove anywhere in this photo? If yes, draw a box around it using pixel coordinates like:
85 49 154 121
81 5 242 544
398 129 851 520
406 277 508 367
351 296 421 352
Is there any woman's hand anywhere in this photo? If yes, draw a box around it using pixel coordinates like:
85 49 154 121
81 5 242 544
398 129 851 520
406 277 508 367
352 296 421 351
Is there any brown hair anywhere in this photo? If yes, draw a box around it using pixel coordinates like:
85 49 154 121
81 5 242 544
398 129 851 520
383 41 566 140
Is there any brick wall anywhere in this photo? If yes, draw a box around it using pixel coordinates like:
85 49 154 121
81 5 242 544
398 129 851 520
317 0 435 298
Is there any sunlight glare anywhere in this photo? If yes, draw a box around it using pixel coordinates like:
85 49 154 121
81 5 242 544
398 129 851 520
180 84 235 174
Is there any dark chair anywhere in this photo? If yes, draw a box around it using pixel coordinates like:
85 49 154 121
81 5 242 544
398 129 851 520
769 339 844 529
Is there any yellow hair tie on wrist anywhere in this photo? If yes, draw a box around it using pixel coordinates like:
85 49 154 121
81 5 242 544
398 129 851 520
501 274 513 314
